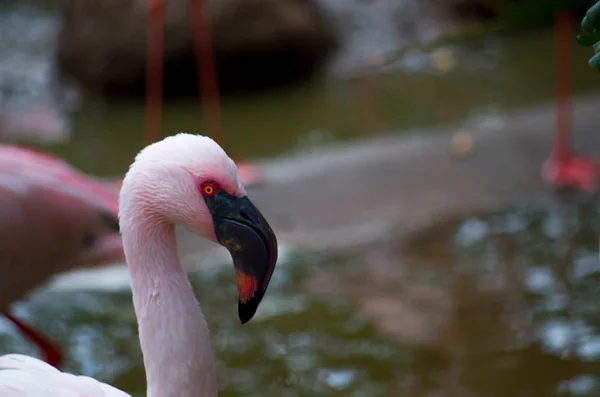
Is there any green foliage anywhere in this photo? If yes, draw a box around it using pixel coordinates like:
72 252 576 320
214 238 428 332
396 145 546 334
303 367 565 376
577 0 600 71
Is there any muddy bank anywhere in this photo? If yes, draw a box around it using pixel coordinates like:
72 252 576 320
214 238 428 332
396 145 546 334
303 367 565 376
290 93 600 373
286 94 600 393
43 94 600 293
251 95 600 251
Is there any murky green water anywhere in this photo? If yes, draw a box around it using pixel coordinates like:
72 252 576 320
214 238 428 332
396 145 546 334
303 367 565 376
1 252 403 396
3 191 600 395
39 28 600 177
399 192 600 396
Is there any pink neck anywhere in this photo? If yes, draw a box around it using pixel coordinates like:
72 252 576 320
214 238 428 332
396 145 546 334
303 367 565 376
121 214 218 397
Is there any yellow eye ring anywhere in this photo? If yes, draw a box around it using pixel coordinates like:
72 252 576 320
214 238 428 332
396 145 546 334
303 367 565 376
200 181 218 197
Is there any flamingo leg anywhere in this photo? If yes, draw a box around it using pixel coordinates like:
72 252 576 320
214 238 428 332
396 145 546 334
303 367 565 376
2 311 63 368
543 10 598 192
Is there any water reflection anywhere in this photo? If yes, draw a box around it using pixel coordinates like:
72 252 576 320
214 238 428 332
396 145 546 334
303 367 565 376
402 193 600 396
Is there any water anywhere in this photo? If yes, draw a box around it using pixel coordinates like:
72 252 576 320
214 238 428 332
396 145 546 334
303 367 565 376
2 192 600 395
399 193 600 396
1 251 402 396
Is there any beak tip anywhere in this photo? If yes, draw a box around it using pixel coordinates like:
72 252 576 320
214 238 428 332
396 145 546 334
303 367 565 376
239 316 251 325
238 299 260 324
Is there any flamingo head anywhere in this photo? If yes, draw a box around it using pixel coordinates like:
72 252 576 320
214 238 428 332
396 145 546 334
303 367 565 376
121 133 278 324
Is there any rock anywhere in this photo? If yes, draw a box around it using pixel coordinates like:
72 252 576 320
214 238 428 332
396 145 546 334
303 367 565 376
55 0 337 99
420 0 497 23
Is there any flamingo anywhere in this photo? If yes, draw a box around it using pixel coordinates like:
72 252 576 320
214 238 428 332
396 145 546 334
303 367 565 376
0 133 278 396
0 144 125 368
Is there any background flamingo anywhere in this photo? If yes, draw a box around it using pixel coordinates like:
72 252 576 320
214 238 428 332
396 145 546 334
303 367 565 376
0 144 124 368
0 133 278 396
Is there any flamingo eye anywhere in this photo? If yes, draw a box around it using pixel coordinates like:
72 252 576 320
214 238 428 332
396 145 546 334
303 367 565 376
201 182 217 197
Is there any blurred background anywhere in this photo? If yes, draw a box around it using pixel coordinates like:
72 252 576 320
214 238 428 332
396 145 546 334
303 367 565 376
3 0 600 396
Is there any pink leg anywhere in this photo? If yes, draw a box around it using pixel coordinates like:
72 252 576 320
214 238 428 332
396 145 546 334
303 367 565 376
3 311 63 368
544 11 598 193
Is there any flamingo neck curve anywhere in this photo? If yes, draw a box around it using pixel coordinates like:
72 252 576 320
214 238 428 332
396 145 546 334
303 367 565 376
120 209 218 397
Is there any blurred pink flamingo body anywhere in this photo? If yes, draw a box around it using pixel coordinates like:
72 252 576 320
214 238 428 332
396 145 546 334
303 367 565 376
0 133 278 397
0 144 124 367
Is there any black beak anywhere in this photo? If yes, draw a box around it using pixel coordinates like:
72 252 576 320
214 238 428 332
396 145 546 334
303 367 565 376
203 192 278 324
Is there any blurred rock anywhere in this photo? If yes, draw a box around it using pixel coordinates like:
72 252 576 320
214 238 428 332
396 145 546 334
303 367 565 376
420 0 497 24
55 0 337 99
